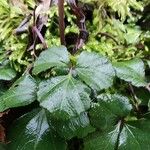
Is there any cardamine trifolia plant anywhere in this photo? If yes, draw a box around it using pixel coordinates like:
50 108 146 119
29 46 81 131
0 0 150 150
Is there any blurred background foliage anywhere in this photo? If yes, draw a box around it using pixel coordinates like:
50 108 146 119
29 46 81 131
0 0 150 71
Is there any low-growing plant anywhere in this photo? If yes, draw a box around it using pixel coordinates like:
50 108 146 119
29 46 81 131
0 0 150 150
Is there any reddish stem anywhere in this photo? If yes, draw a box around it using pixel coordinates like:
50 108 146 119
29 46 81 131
58 0 66 45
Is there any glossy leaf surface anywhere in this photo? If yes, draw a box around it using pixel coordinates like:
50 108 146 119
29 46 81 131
84 119 150 150
7 109 67 150
0 75 37 112
49 112 95 139
38 75 91 119
76 51 115 91
84 122 121 150
90 94 132 130
33 46 70 75
118 120 150 150
113 58 147 87
84 92 150 150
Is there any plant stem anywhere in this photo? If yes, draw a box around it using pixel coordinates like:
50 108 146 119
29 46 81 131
58 0 66 45
129 83 139 112
97 32 119 45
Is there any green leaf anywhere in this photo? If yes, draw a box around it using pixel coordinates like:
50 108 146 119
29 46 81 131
76 51 115 91
7 109 67 150
33 46 70 75
48 112 95 140
38 75 91 119
84 120 150 150
118 120 150 150
0 74 37 112
113 58 147 87
90 94 132 130
0 64 16 81
84 122 121 150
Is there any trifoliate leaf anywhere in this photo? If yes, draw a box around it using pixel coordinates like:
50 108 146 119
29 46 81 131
0 74 37 112
84 120 150 150
33 46 70 75
38 75 91 119
76 51 115 91
113 58 147 87
7 109 67 150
